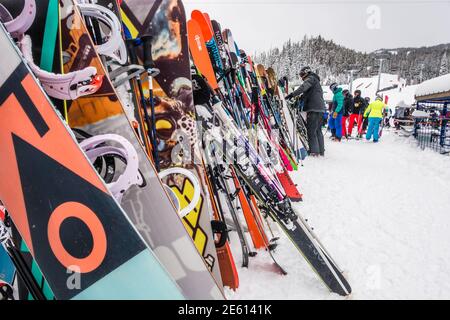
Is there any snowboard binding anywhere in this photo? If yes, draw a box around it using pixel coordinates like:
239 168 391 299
0 0 103 101
0 0 35 40
20 35 103 100
79 134 145 203
76 2 128 65
159 168 202 218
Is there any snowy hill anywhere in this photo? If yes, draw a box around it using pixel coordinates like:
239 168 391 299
321 73 417 113
349 73 417 112
351 73 405 99
255 36 450 86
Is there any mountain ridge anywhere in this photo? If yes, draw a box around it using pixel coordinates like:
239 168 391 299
255 36 450 86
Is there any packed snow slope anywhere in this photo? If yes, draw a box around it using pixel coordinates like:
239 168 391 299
226 131 450 300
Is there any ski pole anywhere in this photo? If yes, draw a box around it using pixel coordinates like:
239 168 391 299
125 39 158 167
141 35 161 171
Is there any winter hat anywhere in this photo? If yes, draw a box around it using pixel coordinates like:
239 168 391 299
343 89 349 96
354 90 361 96
299 66 311 78
329 82 338 92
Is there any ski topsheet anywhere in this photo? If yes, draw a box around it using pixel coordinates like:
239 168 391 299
121 0 223 287
0 23 184 300
58 0 223 299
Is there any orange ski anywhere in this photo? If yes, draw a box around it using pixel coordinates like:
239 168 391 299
203 164 239 290
188 19 219 90
229 168 267 250
276 169 303 202
191 10 214 41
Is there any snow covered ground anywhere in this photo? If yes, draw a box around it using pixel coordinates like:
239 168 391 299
226 130 450 300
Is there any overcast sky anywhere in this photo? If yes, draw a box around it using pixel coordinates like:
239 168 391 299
184 0 450 55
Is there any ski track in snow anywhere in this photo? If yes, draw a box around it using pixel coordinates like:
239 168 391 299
226 131 450 300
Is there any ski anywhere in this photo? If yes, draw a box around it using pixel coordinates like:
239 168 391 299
211 102 352 296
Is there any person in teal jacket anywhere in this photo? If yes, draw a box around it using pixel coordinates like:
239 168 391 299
364 96 387 143
328 83 344 141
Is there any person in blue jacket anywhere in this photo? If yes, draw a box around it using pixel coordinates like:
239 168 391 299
328 83 344 142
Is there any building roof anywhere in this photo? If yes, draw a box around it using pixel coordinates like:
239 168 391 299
415 73 450 102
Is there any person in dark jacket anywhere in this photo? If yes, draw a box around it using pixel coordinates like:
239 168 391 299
361 97 371 135
342 90 353 139
347 90 367 138
285 66 326 156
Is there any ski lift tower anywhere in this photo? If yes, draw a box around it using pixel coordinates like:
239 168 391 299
375 53 391 94
346 66 363 94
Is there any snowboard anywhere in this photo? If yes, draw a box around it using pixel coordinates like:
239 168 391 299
120 0 223 287
59 0 224 299
0 22 184 300
0 0 65 300
0 0 61 74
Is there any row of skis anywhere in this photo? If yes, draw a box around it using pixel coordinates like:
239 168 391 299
0 0 351 300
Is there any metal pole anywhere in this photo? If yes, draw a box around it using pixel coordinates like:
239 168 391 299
420 64 424 83
377 58 384 93
349 70 354 94
441 102 448 153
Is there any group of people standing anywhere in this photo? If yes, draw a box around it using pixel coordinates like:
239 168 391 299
285 66 388 157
